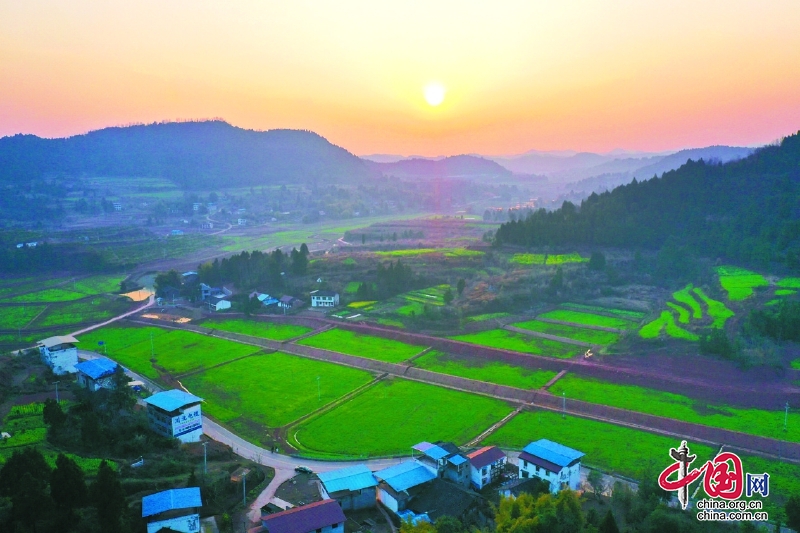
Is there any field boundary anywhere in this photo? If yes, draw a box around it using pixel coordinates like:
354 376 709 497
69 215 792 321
285 324 335 343
503 325 595 348
403 346 433 364
534 317 625 333
543 370 569 389
171 349 274 380
466 405 525 446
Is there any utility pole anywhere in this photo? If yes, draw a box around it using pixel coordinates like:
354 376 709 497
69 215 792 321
53 381 60 403
562 391 566 419
202 441 208 475
785 402 790 433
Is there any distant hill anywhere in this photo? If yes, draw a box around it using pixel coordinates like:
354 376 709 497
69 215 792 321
0 120 375 188
494 132 800 270
366 154 513 179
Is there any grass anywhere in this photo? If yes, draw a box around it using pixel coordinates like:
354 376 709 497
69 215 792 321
297 328 424 363
776 289 797 296
639 311 699 341
549 374 800 442
290 378 514 457
80 326 260 379
465 312 510 323
666 302 690 324
0 305 47 329
34 298 131 328
348 301 377 309
777 277 800 289
692 288 735 328
70 274 126 295
561 303 646 320
200 319 312 341
537 309 637 330
716 265 768 301
449 329 582 358
485 410 716 481
399 285 451 307
344 282 361 294
7 288 89 303
510 253 587 265
791 359 800 370
377 318 405 328
672 284 703 319
414 350 557 389
395 302 425 317
5 274 126 303
512 320 620 345
182 352 374 430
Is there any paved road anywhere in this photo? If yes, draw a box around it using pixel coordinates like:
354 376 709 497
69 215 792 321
71 294 155 337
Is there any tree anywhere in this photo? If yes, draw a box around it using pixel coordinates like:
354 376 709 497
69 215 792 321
434 515 463 533
290 247 308 275
443 287 454 305
589 251 606 271
42 398 66 428
786 494 800 532
12 472 52 533
50 454 88 511
0 447 51 497
90 461 127 532
586 469 605 500
598 510 619 533
300 242 310 256
456 278 466 296
154 269 181 296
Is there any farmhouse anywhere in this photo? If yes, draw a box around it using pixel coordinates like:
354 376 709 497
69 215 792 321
201 221 214 229
412 441 470 487
374 461 436 514
257 499 345 533
310 290 340 308
192 202 201 211
518 439 584 493
211 298 231 312
37 335 79 375
113 202 122 211
182 271 199 284
144 389 204 443
142 487 202 533
74 357 120 391
238 218 247 226
278 295 303 310
317 465 377 511
467 446 507 490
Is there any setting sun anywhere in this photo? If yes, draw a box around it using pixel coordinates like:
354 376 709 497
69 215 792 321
423 83 446 107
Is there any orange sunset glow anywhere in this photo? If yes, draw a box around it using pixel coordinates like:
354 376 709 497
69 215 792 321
2 1 800 155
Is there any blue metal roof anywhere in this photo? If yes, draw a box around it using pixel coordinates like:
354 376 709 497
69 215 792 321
144 389 203 412
75 357 118 380
522 439 584 468
318 465 377 493
424 445 450 461
142 487 202 517
448 455 468 466
413 442 435 453
375 461 436 492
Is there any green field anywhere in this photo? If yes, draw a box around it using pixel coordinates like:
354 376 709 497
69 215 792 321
0 305 47 329
776 289 797 296
465 312 511 323
78 325 171 357
791 359 800 370
510 253 587 265
201 319 312 341
560 303 646 320
414 350 557 389
639 311 699 341
449 329 581 358
549 374 800 442
348 301 376 309
666 302 690 324
5 273 126 303
777 277 800 289
34 298 131 328
7 288 90 303
716 265 768 301
512 320 620 345
182 352 374 432
692 288 734 328
395 301 425 317
80 326 260 379
290 378 514 457
537 309 637 330
399 285 452 307
673 284 703 319
344 282 361 294
485 410 716 478
373 248 483 258
297 328 424 363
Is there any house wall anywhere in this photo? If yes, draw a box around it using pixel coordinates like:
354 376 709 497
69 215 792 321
39 346 78 375
444 464 470 487
146 513 200 533
378 488 400 513
518 461 581 493
336 487 376 511
470 458 506 490
147 404 203 443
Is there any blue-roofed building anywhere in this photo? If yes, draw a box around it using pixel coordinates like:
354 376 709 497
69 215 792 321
318 465 378 510
142 487 202 533
412 441 470 487
75 357 120 391
144 390 204 443
518 439 585 493
374 461 436 514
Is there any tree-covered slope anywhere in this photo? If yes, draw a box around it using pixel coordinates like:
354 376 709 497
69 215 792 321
0 120 374 188
495 132 800 270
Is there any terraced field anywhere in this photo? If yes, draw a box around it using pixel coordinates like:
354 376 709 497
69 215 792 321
413 350 558 389
289 378 514 457
537 309 638 330
512 320 620 345
716 265 768 300
449 329 582 358
560 303 646 320
297 328 424 363
639 310 699 340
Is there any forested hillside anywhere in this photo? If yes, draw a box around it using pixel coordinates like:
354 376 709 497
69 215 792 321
495 132 800 271
0 120 374 188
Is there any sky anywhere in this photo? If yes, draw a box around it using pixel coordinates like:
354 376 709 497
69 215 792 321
1 1 800 156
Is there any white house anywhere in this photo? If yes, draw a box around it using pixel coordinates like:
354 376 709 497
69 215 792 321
238 218 247 226
518 439 584 493
144 390 204 443
75 357 120 391
113 202 122 211
310 290 339 308
374 461 436 514
466 446 507 490
212 299 231 312
37 335 80 375
259 499 345 533
142 487 202 533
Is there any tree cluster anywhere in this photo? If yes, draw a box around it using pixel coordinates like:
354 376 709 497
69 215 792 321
745 300 800 342
196 244 310 290
0 242 113 275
